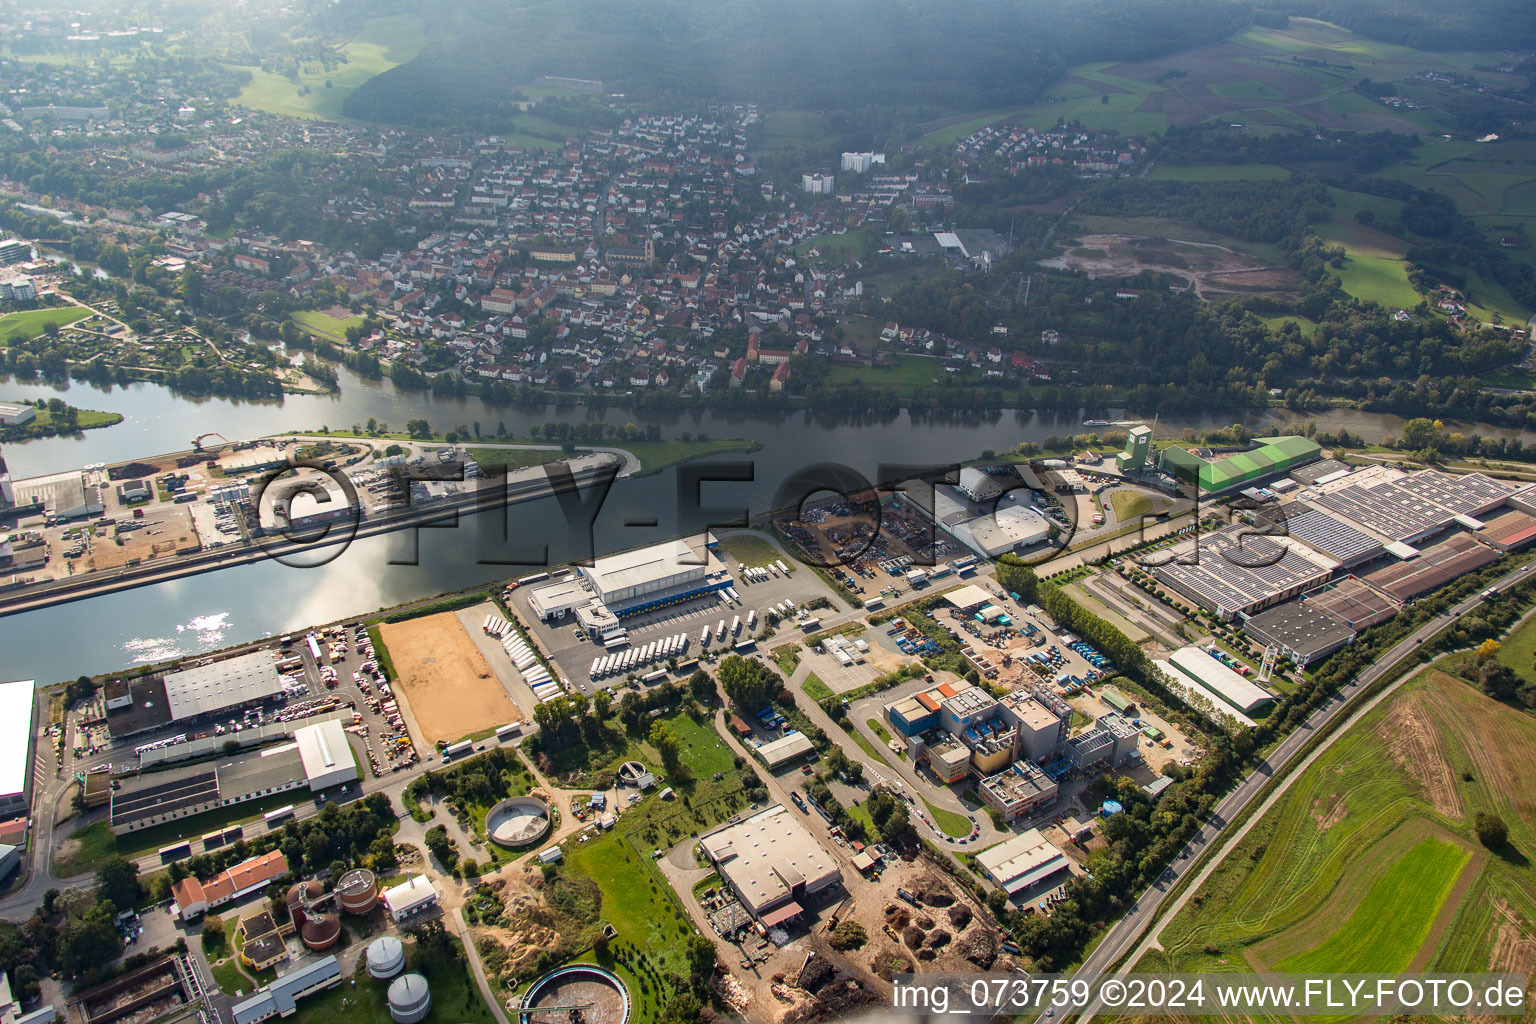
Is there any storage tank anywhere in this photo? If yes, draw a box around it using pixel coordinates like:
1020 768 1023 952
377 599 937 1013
388 973 432 1024
367 935 405 979
336 868 378 915
301 912 340 951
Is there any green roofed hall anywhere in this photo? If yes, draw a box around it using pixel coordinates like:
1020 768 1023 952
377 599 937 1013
1158 436 1322 494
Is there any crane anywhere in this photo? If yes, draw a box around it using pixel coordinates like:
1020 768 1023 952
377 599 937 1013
191 432 229 452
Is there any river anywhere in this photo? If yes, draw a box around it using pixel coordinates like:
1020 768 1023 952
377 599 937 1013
2 366 1531 683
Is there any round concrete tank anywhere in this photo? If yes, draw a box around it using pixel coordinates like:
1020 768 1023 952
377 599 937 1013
485 795 552 849
387 973 431 1024
301 912 340 951
520 965 631 1024
336 868 379 915
366 935 405 980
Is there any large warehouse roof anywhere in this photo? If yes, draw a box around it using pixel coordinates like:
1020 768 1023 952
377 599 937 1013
700 805 840 916
1151 526 1332 617
1268 505 1383 565
584 535 722 604
757 732 815 768
1165 646 1275 714
0 680 34 800
958 504 1051 556
1301 577 1399 630
1163 437 1321 493
294 719 357 787
975 828 1069 895
1243 601 1354 665
163 651 285 721
1365 533 1497 603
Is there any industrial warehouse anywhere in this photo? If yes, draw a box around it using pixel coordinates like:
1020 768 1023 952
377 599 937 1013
525 533 730 640
0 680 36 819
1144 463 1535 687
933 467 1053 558
104 650 290 738
107 719 358 834
699 804 842 926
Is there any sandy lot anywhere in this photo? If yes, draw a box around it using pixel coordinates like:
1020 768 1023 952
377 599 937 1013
1042 233 1301 299
379 611 518 746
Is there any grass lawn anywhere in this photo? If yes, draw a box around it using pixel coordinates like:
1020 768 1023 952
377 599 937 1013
1109 491 1152 520
1276 836 1470 973
464 446 567 473
921 796 973 839
719 532 795 571
821 353 956 390
232 14 424 121
293 934 495 1024
847 724 895 769
0 306 92 341
801 674 834 702
54 790 310 876
845 798 878 838
618 437 760 475
291 309 364 343
866 718 893 744
210 958 258 998
1258 313 1319 334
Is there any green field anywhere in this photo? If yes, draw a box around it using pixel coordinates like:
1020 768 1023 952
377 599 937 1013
1140 669 1536 979
821 353 962 390
921 796 973 839
1258 313 1318 334
795 231 871 262
1209 80 1284 100
232 14 424 120
1148 164 1290 182
718 531 795 571
618 437 761 474
553 712 748 1023
290 309 364 342
1276 837 1469 973
0 306 92 341
1316 216 1421 308
801 673 834 702
755 109 838 156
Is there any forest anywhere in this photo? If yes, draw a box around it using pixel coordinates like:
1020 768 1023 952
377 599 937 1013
341 0 1255 125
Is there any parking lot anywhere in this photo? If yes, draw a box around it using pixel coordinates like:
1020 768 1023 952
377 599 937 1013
291 623 422 776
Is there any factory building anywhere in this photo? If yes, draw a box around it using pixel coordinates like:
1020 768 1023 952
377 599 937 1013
0 402 36 427
106 650 289 738
109 722 357 834
975 828 1070 898
1161 646 1276 717
699 804 841 925
382 875 439 923
231 956 341 1024
933 484 1052 558
978 761 1059 822
528 534 728 623
998 690 1072 763
0 681 36 818
957 466 1005 503
1159 436 1322 495
1151 525 1333 619
1116 425 1152 473
1242 601 1354 667
8 468 104 521
756 733 815 770
1065 713 1139 771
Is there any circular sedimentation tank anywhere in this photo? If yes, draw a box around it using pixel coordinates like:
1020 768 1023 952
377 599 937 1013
367 935 405 980
519 965 631 1024
300 912 340 951
617 760 649 786
336 868 379 915
485 795 553 849
387 973 431 1024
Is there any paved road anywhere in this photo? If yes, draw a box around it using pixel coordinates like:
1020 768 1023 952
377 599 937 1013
1072 560 1535 1021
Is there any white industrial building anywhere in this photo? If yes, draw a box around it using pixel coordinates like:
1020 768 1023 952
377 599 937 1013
293 719 359 791
382 875 439 923
529 534 727 622
952 504 1051 557
957 466 1005 503
163 652 287 721
0 680 35 818
1163 646 1275 716
699 805 841 925
8 469 104 521
231 955 341 1024
975 828 1071 897
0 402 36 427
